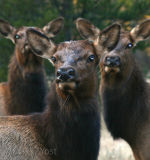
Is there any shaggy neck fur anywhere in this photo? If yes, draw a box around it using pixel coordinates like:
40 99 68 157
37 73 100 160
5 52 47 115
101 61 150 146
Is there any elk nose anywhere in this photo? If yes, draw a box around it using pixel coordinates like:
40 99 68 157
105 56 121 67
24 42 29 50
56 68 76 82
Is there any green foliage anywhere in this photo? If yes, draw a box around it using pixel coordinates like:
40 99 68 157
0 0 150 81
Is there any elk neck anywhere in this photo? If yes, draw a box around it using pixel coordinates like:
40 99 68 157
36 76 100 160
101 60 150 145
5 49 47 114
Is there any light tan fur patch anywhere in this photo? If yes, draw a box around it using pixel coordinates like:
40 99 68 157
58 82 76 90
104 66 120 73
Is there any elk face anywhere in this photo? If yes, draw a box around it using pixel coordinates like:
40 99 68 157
13 27 42 56
52 40 99 94
27 28 100 96
100 32 133 76
100 19 150 80
0 17 64 68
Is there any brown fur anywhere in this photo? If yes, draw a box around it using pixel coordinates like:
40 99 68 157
75 18 150 160
100 20 150 160
0 17 64 115
0 39 101 160
0 26 47 115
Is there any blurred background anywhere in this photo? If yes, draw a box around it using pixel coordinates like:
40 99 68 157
0 0 150 81
0 0 150 159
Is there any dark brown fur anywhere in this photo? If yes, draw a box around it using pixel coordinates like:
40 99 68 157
0 26 47 115
0 39 101 160
0 19 120 159
75 18 150 160
0 17 64 115
100 21 150 160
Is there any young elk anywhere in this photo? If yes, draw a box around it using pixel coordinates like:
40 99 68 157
0 23 120 159
0 17 64 115
77 18 150 160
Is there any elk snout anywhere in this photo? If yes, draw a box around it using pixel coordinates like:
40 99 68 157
105 56 121 67
24 42 30 51
56 67 76 83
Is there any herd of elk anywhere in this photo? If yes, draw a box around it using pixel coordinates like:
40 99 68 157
0 19 121 159
0 15 150 160
0 17 64 115
76 18 150 160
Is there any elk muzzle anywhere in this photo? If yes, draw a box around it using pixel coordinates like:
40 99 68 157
103 56 121 73
56 67 76 91
105 56 121 67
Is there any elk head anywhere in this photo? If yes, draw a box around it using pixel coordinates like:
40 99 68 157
0 17 64 79
100 19 150 86
26 21 120 99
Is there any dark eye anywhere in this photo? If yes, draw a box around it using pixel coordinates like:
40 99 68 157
51 56 57 63
15 34 20 39
126 43 133 49
88 55 95 62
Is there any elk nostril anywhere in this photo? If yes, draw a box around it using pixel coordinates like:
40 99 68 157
57 69 62 77
105 57 112 65
106 57 111 61
114 57 120 65
68 68 75 76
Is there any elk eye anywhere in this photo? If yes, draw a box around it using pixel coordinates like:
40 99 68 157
126 43 133 49
51 56 57 63
15 34 20 39
88 55 95 62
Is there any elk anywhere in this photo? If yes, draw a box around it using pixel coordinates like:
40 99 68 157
76 18 150 160
0 17 64 115
0 22 120 159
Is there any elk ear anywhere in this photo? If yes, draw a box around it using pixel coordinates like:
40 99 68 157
0 19 16 43
130 19 150 43
100 23 121 50
43 17 64 38
27 29 56 59
75 18 100 42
